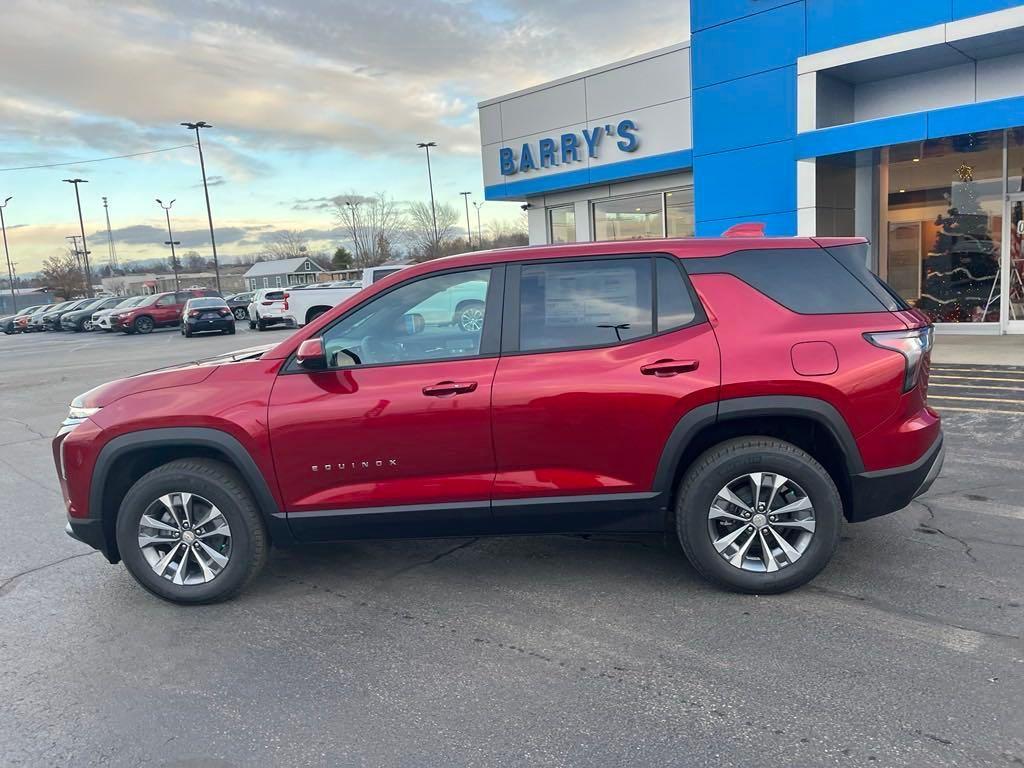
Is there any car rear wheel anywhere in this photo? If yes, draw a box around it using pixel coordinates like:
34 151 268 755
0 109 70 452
256 317 267 331
455 301 485 333
232 307 248 321
675 437 841 594
115 459 268 604
133 316 154 334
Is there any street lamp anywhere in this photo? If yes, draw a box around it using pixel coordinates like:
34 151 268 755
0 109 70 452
181 121 222 292
62 178 94 297
156 198 181 292
472 201 485 245
459 191 472 248
0 196 15 311
416 141 439 256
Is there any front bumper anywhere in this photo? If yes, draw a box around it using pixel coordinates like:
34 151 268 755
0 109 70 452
847 434 944 522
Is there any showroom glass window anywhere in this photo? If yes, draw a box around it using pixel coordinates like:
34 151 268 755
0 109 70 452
518 258 652 351
885 131 1003 324
593 194 663 241
549 205 576 243
320 269 491 368
665 189 695 237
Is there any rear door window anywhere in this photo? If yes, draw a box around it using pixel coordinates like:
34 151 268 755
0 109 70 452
517 258 653 352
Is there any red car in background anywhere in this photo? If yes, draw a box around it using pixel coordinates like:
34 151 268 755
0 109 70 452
113 289 221 334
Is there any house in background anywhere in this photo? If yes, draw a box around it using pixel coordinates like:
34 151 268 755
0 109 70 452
243 257 325 291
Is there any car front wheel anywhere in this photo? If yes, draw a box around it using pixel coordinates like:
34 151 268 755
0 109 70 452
675 437 841 594
133 316 154 334
115 458 268 604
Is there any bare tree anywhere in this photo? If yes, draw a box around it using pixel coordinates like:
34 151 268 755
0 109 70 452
485 216 529 249
182 250 206 272
333 192 405 268
265 230 311 261
407 201 460 261
41 250 86 299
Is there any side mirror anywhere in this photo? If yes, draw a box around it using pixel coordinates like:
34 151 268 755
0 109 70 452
296 338 327 370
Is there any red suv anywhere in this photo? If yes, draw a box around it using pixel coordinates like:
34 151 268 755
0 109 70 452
114 289 221 334
54 235 942 603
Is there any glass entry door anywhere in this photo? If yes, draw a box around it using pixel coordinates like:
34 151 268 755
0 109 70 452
1007 194 1024 331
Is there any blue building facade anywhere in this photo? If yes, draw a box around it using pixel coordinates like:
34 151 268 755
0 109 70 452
480 1 1024 332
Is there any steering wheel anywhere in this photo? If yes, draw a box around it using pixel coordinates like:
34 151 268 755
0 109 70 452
359 335 403 364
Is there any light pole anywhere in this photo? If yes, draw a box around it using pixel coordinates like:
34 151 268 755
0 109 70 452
156 199 181 292
62 179 94 297
472 201 485 245
181 121 222 292
459 191 472 248
416 141 439 256
102 196 118 270
65 235 89 293
0 196 15 311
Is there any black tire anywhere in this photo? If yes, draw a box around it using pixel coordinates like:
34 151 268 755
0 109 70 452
227 325 236 335
184 325 193 337
675 437 841 594
248 320 256 330
306 308 327 324
133 315 154 335
257 317 267 331
115 458 269 604
233 307 248 321
454 301 485 333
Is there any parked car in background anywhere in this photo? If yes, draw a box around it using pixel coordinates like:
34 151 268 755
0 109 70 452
61 296 123 332
224 292 254 321
39 299 92 331
92 296 145 331
181 296 235 337
114 289 221 334
1 304 45 334
19 304 52 332
247 288 292 331
280 266 408 328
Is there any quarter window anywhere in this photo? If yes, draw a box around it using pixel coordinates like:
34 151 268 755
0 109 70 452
320 269 491 369
518 258 653 351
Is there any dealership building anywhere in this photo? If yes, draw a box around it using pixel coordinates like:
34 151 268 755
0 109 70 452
479 1 1024 333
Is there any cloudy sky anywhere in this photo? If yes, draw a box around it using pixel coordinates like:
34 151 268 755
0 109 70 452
1 0 688 273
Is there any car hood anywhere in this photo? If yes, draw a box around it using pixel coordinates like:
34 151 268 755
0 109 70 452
75 343 277 408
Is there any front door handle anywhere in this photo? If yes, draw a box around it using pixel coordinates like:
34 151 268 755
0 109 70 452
640 359 699 377
422 380 478 397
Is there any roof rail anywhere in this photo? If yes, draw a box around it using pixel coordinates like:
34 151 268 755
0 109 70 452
721 222 765 238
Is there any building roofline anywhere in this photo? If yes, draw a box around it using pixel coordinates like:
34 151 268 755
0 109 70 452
477 39 691 108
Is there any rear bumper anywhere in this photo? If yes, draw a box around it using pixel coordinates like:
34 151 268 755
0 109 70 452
847 433 944 522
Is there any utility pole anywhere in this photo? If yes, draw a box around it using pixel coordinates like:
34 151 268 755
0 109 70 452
102 196 118 270
156 199 181 291
62 179 94 297
181 121 222 292
473 201 485 246
65 235 89 292
459 191 472 248
416 141 439 256
0 197 15 311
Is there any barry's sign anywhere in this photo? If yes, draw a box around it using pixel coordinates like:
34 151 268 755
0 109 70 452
499 119 638 176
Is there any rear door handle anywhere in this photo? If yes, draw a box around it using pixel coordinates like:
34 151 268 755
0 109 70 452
422 381 478 397
640 359 699 377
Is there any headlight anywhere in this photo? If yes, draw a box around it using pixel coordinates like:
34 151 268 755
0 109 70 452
61 399 101 432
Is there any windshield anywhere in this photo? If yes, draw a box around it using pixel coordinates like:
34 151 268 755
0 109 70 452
114 297 142 309
136 294 160 307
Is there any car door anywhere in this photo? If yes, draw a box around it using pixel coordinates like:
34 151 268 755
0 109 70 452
490 254 721 533
268 265 504 541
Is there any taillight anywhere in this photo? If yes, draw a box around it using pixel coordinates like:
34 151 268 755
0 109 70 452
188 310 201 318
864 326 933 392
218 309 229 317
283 292 290 311
261 301 274 306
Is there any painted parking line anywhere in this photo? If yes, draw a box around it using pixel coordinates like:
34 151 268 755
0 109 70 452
935 406 1024 415
929 394 1024 405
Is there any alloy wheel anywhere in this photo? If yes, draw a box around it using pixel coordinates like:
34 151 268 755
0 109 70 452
707 472 816 573
137 492 233 585
233 308 247 320
458 305 485 332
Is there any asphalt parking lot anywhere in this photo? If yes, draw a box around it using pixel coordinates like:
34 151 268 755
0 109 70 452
0 327 1022 767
